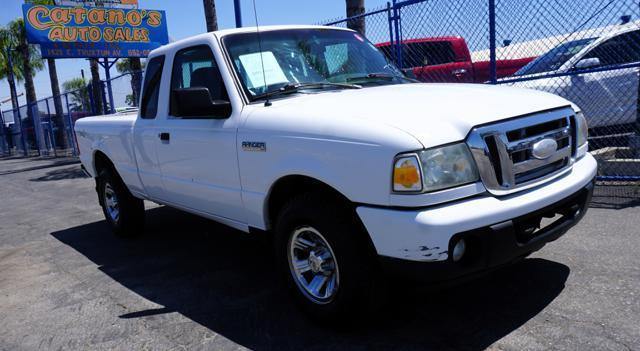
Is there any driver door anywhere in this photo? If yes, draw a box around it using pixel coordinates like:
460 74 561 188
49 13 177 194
154 44 245 224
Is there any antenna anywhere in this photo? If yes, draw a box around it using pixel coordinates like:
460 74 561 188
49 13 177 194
252 0 272 107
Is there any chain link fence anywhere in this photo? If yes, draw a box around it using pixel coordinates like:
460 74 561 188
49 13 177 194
321 0 640 195
3 3 639 197
1 70 141 158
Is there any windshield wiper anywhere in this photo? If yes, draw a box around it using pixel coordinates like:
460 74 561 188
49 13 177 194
346 72 399 82
255 82 362 103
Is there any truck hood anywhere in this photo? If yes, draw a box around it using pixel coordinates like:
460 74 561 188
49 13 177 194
260 83 572 148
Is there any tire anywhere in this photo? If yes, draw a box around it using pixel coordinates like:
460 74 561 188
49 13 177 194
97 168 145 237
274 192 386 323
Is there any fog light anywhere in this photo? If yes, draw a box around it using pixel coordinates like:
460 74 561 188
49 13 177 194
452 239 466 262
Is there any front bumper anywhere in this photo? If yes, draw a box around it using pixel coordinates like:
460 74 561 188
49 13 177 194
356 153 597 282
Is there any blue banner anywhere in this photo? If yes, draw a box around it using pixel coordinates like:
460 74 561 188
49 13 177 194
22 4 169 58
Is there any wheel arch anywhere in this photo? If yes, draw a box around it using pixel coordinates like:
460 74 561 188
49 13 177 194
264 174 378 258
93 150 116 177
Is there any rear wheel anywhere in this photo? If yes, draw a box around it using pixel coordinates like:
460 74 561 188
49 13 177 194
275 192 385 323
97 168 145 237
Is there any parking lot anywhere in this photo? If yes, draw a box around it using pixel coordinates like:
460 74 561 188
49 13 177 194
0 157 638 350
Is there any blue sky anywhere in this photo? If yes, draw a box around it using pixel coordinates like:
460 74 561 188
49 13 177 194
0 0 389 108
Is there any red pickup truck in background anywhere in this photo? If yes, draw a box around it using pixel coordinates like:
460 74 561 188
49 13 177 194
376 36 535 83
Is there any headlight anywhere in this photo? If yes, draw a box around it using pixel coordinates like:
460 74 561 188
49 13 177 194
393 143 480 193
575 110 588 147
574 110 588 159
419 143 479 192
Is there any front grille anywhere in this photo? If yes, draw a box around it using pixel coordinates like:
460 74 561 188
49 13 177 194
467 107 575 196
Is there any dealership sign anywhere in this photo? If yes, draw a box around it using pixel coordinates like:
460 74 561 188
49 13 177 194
22 4 168 58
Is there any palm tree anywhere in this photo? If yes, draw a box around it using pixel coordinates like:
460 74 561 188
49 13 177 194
116 58 145 107
62 77 91 112
44 57 69 149
346 0 366 36
89 59 103 114
6 18 45 153
0 28 22 112
203 0 219 32
26 0 69 148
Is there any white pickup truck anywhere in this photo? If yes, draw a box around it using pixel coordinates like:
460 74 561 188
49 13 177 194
76 25 597 321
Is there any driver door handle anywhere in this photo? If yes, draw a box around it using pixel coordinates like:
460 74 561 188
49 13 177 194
159 132 170 142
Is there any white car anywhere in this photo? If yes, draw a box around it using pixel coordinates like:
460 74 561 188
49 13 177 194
508 26 640 130
75 25 597 322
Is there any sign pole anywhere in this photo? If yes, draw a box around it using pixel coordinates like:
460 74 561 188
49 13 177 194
234 0 242 28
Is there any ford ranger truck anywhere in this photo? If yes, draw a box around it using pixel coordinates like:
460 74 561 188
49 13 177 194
75 25 597 321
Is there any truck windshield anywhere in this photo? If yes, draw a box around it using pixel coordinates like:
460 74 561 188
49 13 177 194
222 28 409 101
514 37 596 76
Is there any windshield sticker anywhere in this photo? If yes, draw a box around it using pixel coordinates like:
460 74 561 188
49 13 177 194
238 51 288 89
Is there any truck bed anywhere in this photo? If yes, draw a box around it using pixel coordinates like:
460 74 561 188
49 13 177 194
75 112 142 192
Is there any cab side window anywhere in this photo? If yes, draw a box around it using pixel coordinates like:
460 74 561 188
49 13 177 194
584 30 640 66
170 45 230 118
140 55 165 119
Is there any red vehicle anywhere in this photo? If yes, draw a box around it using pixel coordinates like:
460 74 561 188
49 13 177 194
376 36 535 83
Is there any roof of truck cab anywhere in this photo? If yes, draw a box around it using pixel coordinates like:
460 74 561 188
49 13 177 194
214 24 354 36
375 36 465 47
148 25 354 58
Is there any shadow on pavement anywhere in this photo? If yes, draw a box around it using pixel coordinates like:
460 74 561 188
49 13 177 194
0 158 79 176
51 206 570 351
29 165 88 182
590 184 640 209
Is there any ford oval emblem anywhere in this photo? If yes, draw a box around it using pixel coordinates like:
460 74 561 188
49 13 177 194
531 138 558 160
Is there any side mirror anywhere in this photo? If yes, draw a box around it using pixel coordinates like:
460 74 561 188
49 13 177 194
172 87 231 119
574 57 601 70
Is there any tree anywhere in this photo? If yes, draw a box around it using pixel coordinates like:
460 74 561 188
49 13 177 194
6 18 45 153
89 59 103 114
45 58 69 148
62 77 90 112
0 28 22 113
116 58 145 107
26 0 69 148
203 0 219 32
346 0 366 36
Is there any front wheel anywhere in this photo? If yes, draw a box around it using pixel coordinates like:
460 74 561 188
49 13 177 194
287 226 341 305
97 168 145 237
275 193 385 323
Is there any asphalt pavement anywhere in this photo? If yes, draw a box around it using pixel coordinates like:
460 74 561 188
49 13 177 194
0 157 638 350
